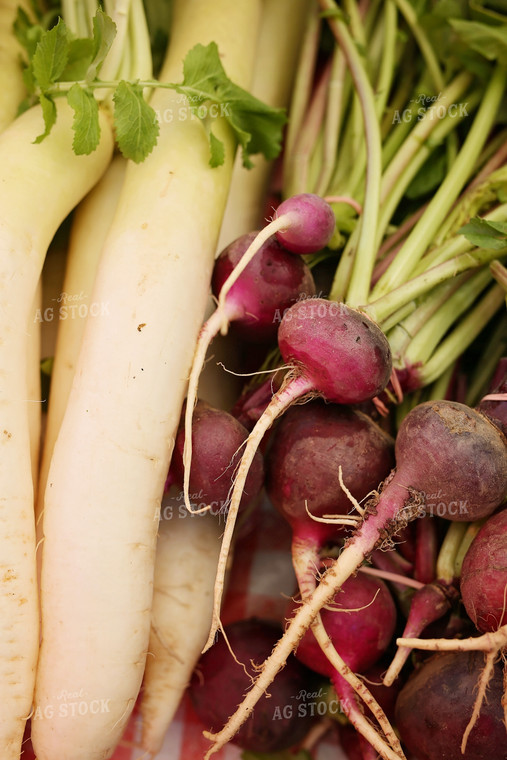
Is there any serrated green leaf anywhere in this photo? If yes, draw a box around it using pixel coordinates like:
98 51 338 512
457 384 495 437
174 42 286 168
88 9 117 79
67 83 100 155
113 81 159 162
208 129 225 167
450 19 507 64
32 17 69 91
459 217 507 249
34 92 56 143
62 37 94 81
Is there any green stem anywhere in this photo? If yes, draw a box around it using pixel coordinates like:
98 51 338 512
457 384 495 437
314 47 348 196
436 522 469 584
371 63 507 299
465 314 507 406
453 520 487 578
392 0 444 92
403 267 494 367
318 0 382 306
366 246 507 325
418 283 506 386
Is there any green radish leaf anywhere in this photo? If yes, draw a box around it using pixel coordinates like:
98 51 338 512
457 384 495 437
459 217 507 249
67 83 101 155
88 9 117 80
449 19 507 64
173 42 286 168
32 17 69 91
208 129 225 168
34 92 57 143
113 81 159 162
62 37 94 81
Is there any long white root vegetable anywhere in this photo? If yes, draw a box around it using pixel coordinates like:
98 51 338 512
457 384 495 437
0 100 113 760
140 500 223 757
32 2 261 758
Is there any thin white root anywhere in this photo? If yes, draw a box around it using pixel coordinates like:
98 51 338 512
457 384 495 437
396 624 507 653
216 213 294 330
358 565 425 591
461 650 496 754
338 465 365 516
183 308 224 512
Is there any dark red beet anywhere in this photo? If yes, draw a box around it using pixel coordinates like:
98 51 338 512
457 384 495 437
211 232 316 343
170 400 264 514
189 618 319 753
265 400 395 594
395 651 507 760
460 509 507 632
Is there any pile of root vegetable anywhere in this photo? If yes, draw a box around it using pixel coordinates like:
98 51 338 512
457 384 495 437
1 0 506 759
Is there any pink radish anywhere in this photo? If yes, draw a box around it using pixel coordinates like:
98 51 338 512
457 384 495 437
183 234 315 511
203 399 507 757
203 297 393 649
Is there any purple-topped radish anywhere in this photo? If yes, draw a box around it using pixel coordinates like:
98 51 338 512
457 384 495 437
183 234 315 514
273 192 337 254
460 509 507 632
216 194 335 316
265 400 394 596
203 400 507 756
203 297 393 650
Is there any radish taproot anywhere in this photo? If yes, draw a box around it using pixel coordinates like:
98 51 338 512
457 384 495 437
203 399 507 756
32 1 271 757
204 297 393 649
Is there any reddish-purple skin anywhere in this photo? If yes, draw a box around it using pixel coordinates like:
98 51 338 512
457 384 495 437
169 400 264 513
385 401 507 523
188 618 320 753
277 299 393 405
265 400 395 547
460 509 507 632
274 193 336 255
395 651 507 760
286 574 397 676
212 232 316 342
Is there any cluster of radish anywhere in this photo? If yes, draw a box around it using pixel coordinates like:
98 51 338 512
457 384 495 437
172 190 507 760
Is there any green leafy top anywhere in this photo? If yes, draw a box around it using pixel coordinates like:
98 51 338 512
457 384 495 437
14 9 286 166
459 217 507 249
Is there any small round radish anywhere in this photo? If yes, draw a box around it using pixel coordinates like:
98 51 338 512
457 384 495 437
188 618 320 753
265 399 394 595
460 509 507 632
395 651 507 760
183 235 315 513
216 194 335 314
204 298 393 650
170 399 264 515
211 232 316 342
273 193 337 255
